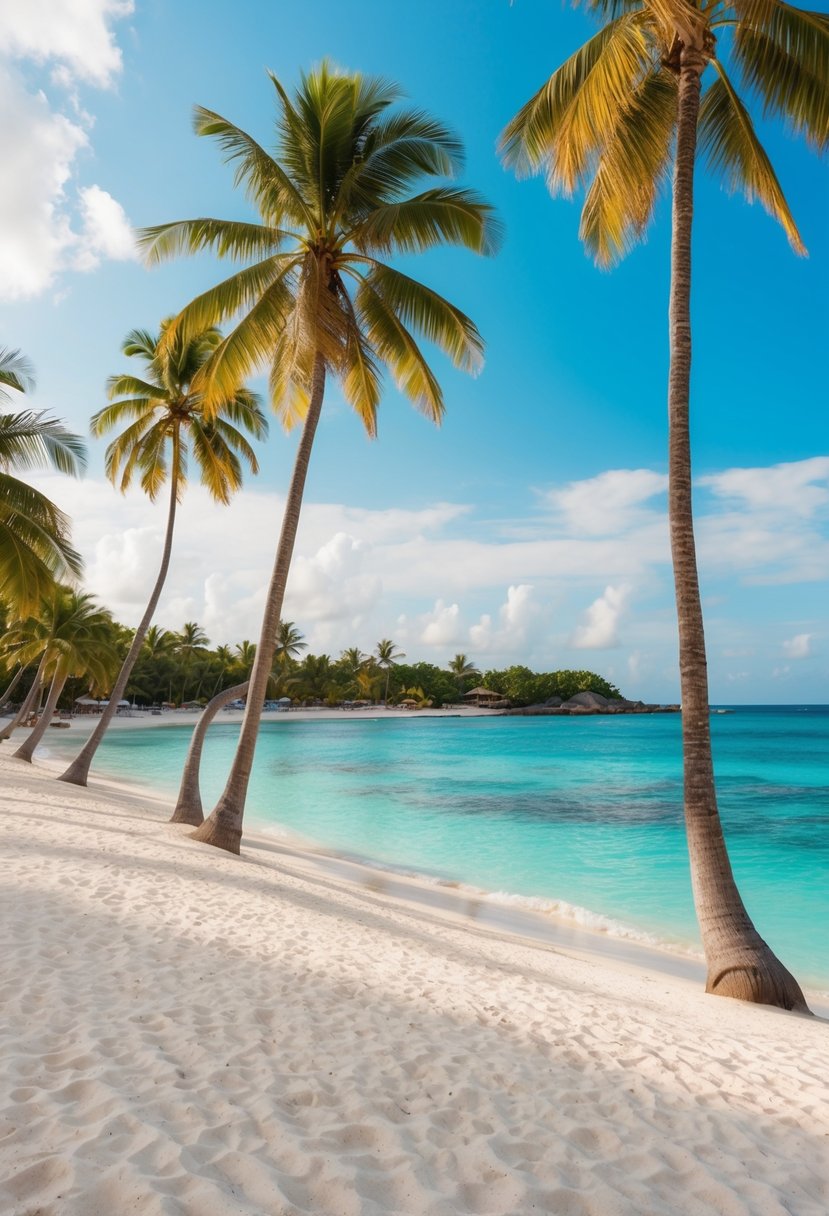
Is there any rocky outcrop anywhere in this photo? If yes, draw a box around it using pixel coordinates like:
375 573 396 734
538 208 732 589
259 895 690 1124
503 698 680 717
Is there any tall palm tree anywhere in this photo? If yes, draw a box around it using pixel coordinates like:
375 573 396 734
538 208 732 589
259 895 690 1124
176 620 210 702
376 638 406 706
502 1 826 1010
0 350 86 613
274 619 306 667
139 63 499 853
13 590 118 763
58 321 267 786
234 639 257 679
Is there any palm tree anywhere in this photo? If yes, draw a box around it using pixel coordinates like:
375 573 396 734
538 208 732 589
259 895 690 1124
139 63 499 853
0 352 86 613
501 1 825 1010
58 321 267 786
176 621 210 702
13 590 119 763
234 640 257 679
376 638 406 706
448 653 479 698
274 619 306 668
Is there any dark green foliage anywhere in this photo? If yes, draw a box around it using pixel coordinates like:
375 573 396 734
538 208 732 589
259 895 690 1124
482 666 621 707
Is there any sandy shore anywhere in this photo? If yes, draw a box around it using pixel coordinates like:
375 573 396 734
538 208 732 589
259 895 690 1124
1 756 827 1215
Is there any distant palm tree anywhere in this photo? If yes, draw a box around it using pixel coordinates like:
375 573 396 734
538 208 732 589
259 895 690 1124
274 620 306 667
140 63 499 852
448 653 479 698
176 621 209 702
235 640 257 679
501 0 824 1010
58 321 267 787
0 362 86 611
376 638 405 706
13 590 119 762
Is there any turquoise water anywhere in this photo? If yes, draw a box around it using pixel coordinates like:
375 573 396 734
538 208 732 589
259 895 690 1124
44 706 829 988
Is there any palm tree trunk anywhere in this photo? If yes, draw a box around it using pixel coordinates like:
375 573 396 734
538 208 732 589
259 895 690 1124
58 447 180 786
14 669 67 762
669 49 807 1012
171 680 250 826
384 668 390 706
0 663 28 710
192 356 327 853
0 652 48 741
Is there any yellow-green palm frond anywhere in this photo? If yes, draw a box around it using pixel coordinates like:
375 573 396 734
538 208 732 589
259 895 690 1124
188 418 244 505
93 398 159 443
581 68 677 265
732 1 829 148
352 187 502 256
336 281 382 437
356 279 444 424
361 263 485 374
699 61 806 253
137 217 292 265
105 374 167 403
192 106 315 228
0 410 86 476
500 12 655 195
163 254 300 348
104 415 165 495
0 474 83 612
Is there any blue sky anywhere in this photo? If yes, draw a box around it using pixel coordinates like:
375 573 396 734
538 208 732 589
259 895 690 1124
1 0 827 701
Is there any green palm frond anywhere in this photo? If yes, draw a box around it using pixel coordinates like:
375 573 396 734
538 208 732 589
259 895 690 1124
196 278 298 407
357 279 444 423
352 187 502 255
166 255 301 347
0 410 87 476
193 105 316 227
732 1 829 147
137 217 292 265
0 473 83 611
580 68 677 265
699 62 806 253
0 349 35 401
500 12 655 194
362 263 485 374
189 419 244 503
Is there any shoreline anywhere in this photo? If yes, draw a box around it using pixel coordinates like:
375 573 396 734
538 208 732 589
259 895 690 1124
1 753 827 1214
28 712 829 1002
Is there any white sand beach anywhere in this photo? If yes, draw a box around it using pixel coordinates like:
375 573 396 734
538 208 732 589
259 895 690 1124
1 753 827 1216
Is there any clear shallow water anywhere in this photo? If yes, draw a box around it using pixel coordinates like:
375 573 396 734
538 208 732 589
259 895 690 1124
44 706 829 987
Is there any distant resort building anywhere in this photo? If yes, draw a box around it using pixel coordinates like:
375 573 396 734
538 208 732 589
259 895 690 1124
462 686 509 708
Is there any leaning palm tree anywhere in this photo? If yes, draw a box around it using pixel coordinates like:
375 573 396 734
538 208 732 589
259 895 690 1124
502 0 826 1010
139 62 499 853
376 638 406 706
0 376 86 613
58 321 267 786
13 590 119 763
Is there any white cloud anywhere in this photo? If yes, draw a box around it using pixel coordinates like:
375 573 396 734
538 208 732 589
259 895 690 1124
0 1 133 88
418 600 463 648
571 584 629 649
542 468 668 536
700 457 829 519
470 584 544 655
783 633 812 660
0 3 135 300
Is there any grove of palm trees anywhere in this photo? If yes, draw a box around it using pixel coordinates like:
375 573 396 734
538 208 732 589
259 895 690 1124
1 6 826 1026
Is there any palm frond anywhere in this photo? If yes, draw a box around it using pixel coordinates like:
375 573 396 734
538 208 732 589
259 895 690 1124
357 279 444 423
0 349 35 401
93 398 159 440
732 1 829 148
500 13 655 195
165 254 300 346
0 410 87 476
699 61 806 253
352 187 502 255
137 217 292 266
580 68 677 265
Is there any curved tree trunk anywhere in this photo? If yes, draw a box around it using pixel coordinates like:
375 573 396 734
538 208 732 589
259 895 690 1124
0 663 28 711
58 451 180 786
14 669 67 762
669 50 807 1012
192 356 326 854
0 652 48 742
170 680 250 826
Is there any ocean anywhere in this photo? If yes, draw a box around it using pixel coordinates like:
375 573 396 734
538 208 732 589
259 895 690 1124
43 705 829 988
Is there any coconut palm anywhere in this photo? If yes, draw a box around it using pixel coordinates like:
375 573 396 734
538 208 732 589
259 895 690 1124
139 62 499 852
376 638 406 706
235 639 257 678
448 653 479 698
0 366 86 612
501 0 826 1010
175 621 210 702
13 590 119 763
58 321 267 786
274 619 306 668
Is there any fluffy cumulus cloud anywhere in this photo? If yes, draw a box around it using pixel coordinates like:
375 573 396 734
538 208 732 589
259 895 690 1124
782 633 813 660
542 468 668 536
571 584 630 649
700 457 829 519
470 584 544 656
0 2 136 301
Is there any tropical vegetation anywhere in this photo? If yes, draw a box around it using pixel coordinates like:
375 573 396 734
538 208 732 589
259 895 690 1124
501 0 827 1010
138 62 500 853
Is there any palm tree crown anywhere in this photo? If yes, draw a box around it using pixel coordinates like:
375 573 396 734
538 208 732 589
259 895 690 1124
139 61 501 431
501 0 827 265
